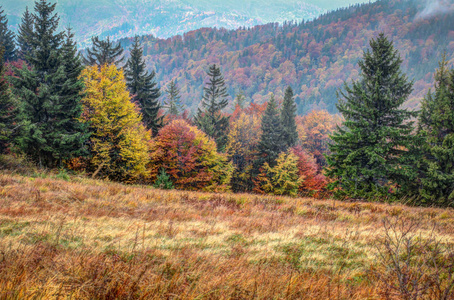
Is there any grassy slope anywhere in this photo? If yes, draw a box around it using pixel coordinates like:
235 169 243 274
0 172 453 299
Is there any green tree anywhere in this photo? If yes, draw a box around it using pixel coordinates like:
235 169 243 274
327 33 417 199
124 36 162 135
11 0 88 167
280 86 298 148
0 6 16 61
233 90 246 109
164 79 183 116
83 36 124 66
153 169 174 190
194 64 230 151
417 57 454 206
255 94 284 169
17 6 34 61
0 48 20 153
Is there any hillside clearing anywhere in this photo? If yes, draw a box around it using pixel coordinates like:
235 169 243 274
0 173 453 299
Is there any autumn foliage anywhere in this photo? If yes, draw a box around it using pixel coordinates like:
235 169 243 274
149 120 233 192
80 64 151 181
291 145 328 197
255 150 301 196
226 111 261 192
298 110 343 166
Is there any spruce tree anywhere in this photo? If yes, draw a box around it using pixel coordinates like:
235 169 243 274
164 79 183 115
280 86 298 148
11 0 88 167
83 36 124 66
255 94 284 169
0 48 19 153
194 64 230 151
417 57 454 206
124 36 162 135
17 7 34 61
326 33 417 199
0 6 16 61
233 90 246 109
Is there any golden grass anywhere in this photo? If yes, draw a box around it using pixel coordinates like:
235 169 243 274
0 172 453 299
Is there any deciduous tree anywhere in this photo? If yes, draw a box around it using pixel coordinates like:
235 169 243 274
149 119 233 192
80 64 150 181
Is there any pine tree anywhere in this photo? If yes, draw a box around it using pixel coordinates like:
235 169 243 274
417 57 454 206
17 7 34 61
194 64 230 151
83 36 124 66
326 33 417 199
164 79 183 116
233 90 246 109
0 6 16 61
124 36 162 135
0 48 19 153
280 86 298 149
11 0 88 167
255 94 284 169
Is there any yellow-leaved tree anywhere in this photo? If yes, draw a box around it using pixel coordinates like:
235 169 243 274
80 64 151 181
226 112 261 192
256 150 302 196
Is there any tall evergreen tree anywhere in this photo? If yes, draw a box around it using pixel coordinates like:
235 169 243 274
17 6 34 61
255 94 284 169
0 48 20 153
326 33 417 199
124 36 162 135
280 86 298 148
417 57 454 206
164 79 183 116
83 36 124 66
194 64 230 151
0 6 16 61
11 0 88 167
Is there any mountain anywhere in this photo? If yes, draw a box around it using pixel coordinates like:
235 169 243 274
3 0 368 46
116 0 454 115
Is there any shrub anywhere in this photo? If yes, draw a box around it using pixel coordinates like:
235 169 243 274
153 169 174 190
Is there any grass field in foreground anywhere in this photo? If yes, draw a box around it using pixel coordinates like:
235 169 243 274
0 172 453 299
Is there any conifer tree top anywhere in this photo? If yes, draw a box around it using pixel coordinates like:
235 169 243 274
83 36 124 66
0 5 16 61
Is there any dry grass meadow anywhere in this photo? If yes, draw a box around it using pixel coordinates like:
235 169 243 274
0 170 453 299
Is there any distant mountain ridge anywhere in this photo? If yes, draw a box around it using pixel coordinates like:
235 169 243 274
115 0 454 115
3 0 368 46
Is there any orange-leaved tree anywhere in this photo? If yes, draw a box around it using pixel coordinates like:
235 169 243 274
79 64 151 181
291 145 328 197
299 110 343 167
149 119 233 192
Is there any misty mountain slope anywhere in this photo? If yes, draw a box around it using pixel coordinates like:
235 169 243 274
118 0 454 114
4 0 365 46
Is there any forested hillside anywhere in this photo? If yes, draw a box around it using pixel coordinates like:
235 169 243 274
122 0 454 114
4 0 335 46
